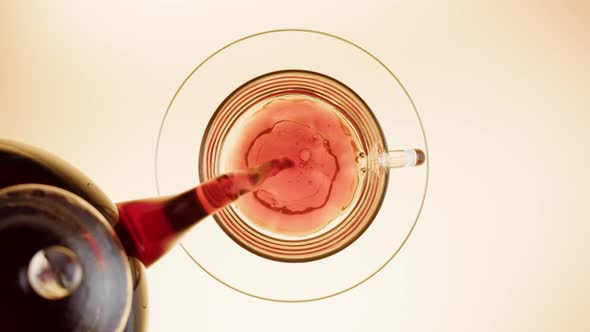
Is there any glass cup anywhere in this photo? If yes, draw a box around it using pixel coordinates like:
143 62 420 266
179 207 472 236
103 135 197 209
200 69 424 263
156 29 428 302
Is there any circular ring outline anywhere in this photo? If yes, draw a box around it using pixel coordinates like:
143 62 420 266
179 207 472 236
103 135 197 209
155 28 429 303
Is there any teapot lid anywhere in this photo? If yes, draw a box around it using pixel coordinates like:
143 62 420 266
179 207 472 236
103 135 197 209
0 184 132 332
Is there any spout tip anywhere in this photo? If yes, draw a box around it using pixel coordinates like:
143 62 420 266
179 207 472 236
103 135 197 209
252 157 295 183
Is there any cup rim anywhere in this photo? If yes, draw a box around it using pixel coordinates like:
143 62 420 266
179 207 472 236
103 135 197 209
198 69 390 263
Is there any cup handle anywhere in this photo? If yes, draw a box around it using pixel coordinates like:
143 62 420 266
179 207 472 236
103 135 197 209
381 149 426 168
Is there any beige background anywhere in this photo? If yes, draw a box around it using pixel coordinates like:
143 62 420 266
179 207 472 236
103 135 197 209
1 1 589 331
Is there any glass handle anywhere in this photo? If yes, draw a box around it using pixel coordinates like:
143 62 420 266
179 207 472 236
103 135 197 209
380 149 426 168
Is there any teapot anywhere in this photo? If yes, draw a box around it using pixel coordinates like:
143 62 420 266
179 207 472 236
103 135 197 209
0 138 287 331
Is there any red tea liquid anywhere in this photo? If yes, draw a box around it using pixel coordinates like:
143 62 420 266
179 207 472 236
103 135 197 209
228 96 360 236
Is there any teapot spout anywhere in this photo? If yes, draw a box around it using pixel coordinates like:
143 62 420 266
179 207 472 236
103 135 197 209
114 158 293 267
